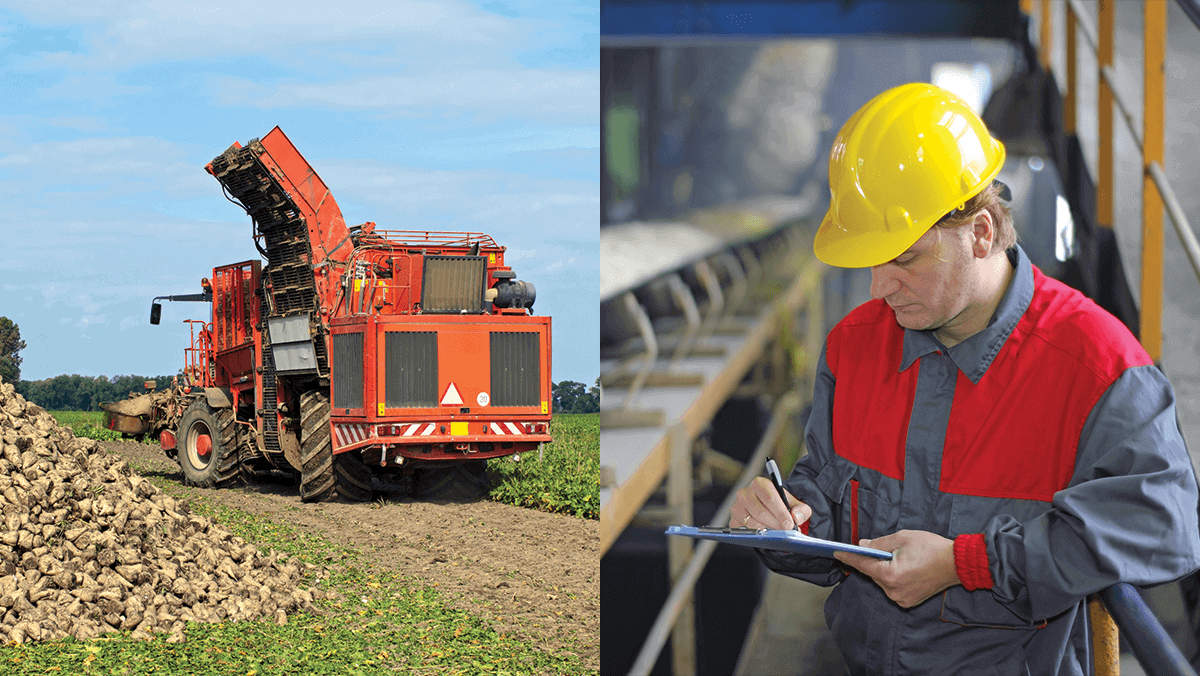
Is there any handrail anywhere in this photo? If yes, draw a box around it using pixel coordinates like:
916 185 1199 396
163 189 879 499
1045 1 1199 674
1148 161 1200 283
1099 64 1144 152
1067 0 1098 51
1177 0 1200 33
627 392 801 676
1100 583 1198 676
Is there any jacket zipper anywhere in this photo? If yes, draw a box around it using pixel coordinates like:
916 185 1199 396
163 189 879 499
850 479 860 544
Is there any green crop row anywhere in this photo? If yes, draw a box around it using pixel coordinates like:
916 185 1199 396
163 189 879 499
486 414 599 520
49 410 122 442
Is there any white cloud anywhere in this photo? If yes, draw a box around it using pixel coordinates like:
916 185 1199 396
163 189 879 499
119 316 138 331
6 0 531 71
39 73 151 101
0 135 213 197
206 70 596 122
543 256 576 274
322 158 597 224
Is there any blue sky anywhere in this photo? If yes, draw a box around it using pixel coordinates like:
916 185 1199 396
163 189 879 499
0 0 598 387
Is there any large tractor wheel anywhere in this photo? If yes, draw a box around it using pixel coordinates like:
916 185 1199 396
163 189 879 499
415 460 491 501
176 402 241 488
298 390 372 502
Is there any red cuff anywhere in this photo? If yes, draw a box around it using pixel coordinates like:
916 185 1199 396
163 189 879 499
954 533 994 591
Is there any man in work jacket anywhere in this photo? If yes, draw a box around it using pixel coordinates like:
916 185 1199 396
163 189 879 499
730 82 1200 674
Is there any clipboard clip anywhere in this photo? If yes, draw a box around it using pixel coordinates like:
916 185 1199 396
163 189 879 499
695 526 764 535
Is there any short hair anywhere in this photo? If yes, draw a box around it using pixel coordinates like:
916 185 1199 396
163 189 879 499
936 181 1017 255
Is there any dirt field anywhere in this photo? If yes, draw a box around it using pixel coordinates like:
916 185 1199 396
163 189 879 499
100 439 599 671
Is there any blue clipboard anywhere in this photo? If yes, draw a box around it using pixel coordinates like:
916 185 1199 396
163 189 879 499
666 525 893 561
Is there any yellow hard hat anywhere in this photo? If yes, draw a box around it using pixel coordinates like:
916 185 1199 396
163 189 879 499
813 82 1006 268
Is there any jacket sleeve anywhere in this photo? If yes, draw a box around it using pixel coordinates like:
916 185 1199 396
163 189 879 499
957 364 1200 621
757 343 847 587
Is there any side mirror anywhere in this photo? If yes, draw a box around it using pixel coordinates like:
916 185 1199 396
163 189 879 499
150 303 162 325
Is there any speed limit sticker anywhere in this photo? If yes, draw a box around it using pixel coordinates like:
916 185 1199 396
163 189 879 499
477 392 490 406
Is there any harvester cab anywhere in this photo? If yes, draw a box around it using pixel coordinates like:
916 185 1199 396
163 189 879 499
138 127 552 503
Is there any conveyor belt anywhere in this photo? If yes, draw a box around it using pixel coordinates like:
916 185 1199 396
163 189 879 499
208 140 329 375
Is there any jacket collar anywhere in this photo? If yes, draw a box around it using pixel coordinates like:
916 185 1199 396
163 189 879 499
899 245 1034 384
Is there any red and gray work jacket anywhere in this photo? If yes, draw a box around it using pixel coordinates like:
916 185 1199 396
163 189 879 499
764 246 1200 675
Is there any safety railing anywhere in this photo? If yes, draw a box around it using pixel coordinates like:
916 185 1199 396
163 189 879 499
1047 0 1200 360
1100 584 1196 676
1031 0 1200 674
182 320 214 388
626 393 802 676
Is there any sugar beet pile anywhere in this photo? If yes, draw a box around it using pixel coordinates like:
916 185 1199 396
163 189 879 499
0 378 322 644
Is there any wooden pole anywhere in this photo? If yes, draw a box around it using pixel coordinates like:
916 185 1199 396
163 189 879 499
1090 595 1121 676
1065 3 1078 135
1140 0 1167 362
1040 0 1054 70
1098 0 1115 229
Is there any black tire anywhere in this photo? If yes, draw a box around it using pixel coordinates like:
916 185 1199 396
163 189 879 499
176 403 240 488
415 460 491 501
298 390 373 502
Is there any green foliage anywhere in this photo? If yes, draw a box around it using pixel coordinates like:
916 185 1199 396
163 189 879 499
49 411 122 442
0 317 25 384
17 374 175 412
0 496 595 676
487 414 599 519
551 379 599 414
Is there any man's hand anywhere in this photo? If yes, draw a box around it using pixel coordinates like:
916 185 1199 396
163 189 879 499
833 530 960 608
730 477 811 530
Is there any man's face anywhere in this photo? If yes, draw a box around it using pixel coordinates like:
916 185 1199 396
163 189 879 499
869 223 978 334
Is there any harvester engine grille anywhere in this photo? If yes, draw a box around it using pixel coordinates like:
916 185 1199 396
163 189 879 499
207 141 326 372
385 332 438 408
332 333 364 410
490 332 540 407
421 256 486 313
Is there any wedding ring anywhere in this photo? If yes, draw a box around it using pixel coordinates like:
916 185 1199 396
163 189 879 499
743 514 751 527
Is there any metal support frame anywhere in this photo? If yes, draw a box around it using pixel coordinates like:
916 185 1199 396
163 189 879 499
713 252 749 332
600 260 822 555
666 273 702 367
666 422 695 676
627 393 801 676
694 259 725 338
622 291 659 408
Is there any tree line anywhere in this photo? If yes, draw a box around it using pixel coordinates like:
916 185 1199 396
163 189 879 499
18 375 602 414
15 374 178 411
552 379 600 414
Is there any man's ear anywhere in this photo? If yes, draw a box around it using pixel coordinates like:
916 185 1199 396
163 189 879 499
971 210 996 259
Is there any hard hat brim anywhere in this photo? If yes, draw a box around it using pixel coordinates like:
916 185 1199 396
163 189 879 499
814 207 929 269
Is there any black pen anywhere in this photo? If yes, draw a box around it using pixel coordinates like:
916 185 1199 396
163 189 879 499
765 459 800 531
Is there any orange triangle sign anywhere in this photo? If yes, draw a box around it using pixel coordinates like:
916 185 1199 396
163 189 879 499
440 383 463 406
